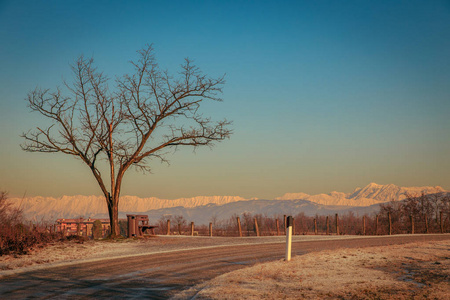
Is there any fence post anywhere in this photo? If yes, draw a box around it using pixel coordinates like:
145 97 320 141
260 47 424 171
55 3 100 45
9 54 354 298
76 222 81 236
326 216 329 235
209 222 213 237
167 219 171 235
388 212 392 235
362 216 366 235
335 214 339 235
254 218 260 237
440 211 444 233
284 215 287 235
285 216 293 261
314 218 317 235
237 217 242 237
191 222 194 236
410 215 414 234
376 215 379 235
276 219 280 236
85 224 90 238
292 217 295 235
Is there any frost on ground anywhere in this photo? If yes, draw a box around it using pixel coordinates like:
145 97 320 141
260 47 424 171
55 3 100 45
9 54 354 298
0 236 197 273
174 240 450 300
0 239 125 271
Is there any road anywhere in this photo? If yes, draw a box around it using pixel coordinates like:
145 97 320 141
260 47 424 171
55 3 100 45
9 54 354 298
1 234 449 299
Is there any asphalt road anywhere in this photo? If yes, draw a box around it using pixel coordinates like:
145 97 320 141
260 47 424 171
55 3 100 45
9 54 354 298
1 234 449 299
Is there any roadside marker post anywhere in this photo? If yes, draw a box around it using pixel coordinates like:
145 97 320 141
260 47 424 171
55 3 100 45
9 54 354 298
285 215 293 261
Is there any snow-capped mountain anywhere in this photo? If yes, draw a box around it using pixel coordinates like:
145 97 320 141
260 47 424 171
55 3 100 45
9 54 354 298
8 183 446 221
276 183 445 206
9 195 248 221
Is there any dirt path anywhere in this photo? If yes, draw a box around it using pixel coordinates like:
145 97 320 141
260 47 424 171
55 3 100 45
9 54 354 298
0 234 448 299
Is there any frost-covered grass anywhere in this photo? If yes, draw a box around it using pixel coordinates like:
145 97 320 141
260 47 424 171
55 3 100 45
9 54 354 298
0 224 65 256
174 240 450 299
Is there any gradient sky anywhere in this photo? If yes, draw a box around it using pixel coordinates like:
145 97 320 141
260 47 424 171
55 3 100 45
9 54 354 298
1 0 449 199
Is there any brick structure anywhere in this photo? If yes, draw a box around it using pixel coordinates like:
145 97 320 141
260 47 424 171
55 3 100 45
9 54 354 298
56 218 111 238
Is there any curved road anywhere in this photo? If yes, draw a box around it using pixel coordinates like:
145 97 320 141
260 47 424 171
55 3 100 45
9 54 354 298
1 235 449 299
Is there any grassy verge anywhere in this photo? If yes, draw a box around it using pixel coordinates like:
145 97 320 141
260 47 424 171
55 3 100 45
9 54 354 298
173 240 450 299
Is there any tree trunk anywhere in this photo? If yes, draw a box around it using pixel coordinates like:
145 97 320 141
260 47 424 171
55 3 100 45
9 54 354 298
326 216 329 235
292 218 295 236
276 219 280 236
362 216 366 235
376 215 379 235
107 194 120 238
388 212 392 235
335 213 339 235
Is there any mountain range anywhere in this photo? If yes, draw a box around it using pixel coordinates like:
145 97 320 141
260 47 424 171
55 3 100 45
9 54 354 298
276 182 444 206
9 183 446 223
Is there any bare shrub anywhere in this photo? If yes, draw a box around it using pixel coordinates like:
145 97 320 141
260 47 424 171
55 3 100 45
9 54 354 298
174 215 187 235
0 192 64 255
0 191 23 226
92 220 103 239
157 215 172 235
0 221 61 256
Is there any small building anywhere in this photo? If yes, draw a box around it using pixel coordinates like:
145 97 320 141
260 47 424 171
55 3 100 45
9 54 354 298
56 218 111 237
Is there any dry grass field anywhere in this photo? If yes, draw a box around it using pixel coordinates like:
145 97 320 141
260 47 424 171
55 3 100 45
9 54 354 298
173 240 450 299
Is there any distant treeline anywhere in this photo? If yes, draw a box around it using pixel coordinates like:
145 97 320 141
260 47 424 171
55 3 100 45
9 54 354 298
153 192 450 236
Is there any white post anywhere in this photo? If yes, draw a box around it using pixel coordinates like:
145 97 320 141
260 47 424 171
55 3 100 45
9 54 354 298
285 215 293 261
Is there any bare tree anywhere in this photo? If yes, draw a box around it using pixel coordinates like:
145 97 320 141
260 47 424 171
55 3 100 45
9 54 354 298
241 212 254 236
21 45 232 237
174 215 187 235
157 214 173 235
209 214 218 228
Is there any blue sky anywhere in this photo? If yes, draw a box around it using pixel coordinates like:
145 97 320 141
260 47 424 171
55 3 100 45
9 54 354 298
1 0 449 199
